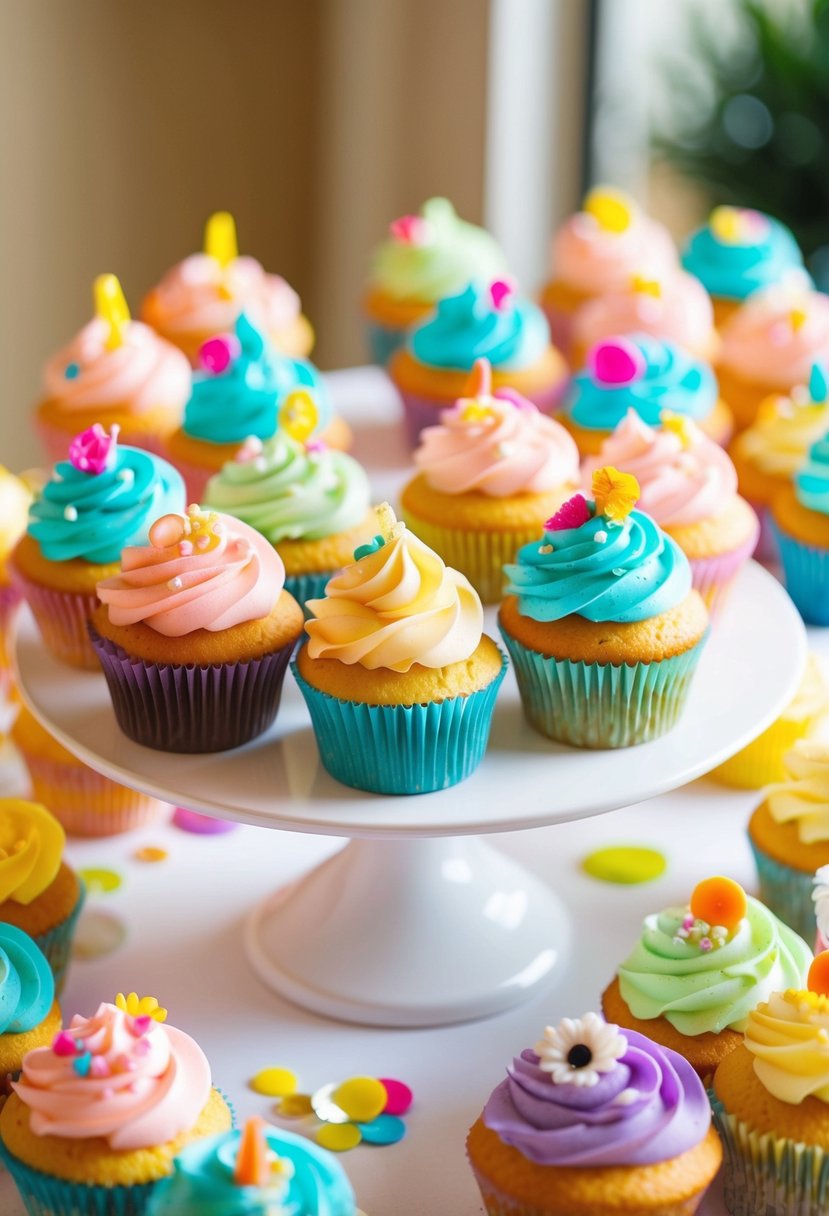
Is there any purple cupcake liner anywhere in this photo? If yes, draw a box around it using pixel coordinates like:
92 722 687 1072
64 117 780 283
399 378 567 447
88 627 295 753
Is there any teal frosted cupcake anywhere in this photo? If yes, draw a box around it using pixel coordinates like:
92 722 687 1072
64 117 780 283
0 924 60 1099
294 504 507 794
499 467 710 749
771 428 829 624
203 423 375 611
147 1116 357 1215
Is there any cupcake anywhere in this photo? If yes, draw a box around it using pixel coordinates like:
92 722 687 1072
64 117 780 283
0 799 84 996
12 705 166 837
0 997 232 1216
717 285 829 430
771 427 829 624
570 268 718 370
165 312 347 503
466 1010 721 1216
91 506 304 753
141 210 314 364
709 652 829 789
815 867 829 953
602 876 811 1080
11 425 185 669
499 467 709 749
388 279 569 446
399 358 580 602
203 420 374 611
748 740 829 940
711 956 829 1216
0 469 32 680
36 275 191 463
682 206 810 329
560 335 733 457
294 504 507 795
582 411 759 612
146 1116 357 1216
540 186 679 357
0 925 60 1101
363 197 508 365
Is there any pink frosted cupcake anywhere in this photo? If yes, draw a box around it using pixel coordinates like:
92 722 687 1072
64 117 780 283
570 269 717 369
36 275 191 464
583 410 759 612
540 187 678 357
141 211 313 364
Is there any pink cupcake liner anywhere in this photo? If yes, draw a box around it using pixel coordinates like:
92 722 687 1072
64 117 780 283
37 418 170 465
686 525 760 617
0 583 22 670
19 750 167 837
399 379 568 448
745 499 777 564
12 570 100 669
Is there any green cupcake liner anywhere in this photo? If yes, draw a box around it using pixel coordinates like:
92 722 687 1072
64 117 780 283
773 525 829 627
33 880 85 997
292 654 507 794
284 571 332 617
498 628 708 749
711 1093 829 1215
749 839 816 942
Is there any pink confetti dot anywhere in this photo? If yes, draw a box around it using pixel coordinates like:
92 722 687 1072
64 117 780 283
379 1078 413 1116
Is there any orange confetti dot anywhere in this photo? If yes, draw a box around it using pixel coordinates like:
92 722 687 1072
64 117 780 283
690 876 747 931
809 951 829 997
133 847 168 864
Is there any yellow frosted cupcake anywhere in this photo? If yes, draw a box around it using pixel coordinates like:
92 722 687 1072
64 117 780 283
400 358 579 602
0 925 60 1103
0 468 32 678
0 996 232 1215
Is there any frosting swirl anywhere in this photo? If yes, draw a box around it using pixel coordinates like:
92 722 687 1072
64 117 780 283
0 925 54 1034
572 271 715 358
305 520 482 672
682 210 809 302
409 282 550 372
766 740 829 844
96 509 285 636
483 1029 710 1168
735 392 829 478
551 192 678 293
618 895 811 1035
203 433 371 543
13 1002 211 1149
719 286 829 387
745 990 829 1104
0 799 64 906
796 432 829 516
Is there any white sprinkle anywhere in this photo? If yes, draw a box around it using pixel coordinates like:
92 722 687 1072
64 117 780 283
167 577 182 590
612 567 625 576
117 467 134 484
538 544 553 555
253 457 268 473
496 442 513 459
594 530 607 544
613 1088 638 1107
675 927 689 939
63 505 78 522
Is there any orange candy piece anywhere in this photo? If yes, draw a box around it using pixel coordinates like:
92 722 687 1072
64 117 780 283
689 876 747 931
808 951 829 997
234 1116 270 1186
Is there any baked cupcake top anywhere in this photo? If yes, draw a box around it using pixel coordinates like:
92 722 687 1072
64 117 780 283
565 335 718 433
504 468 691 623
572 270 715 359
744 956 829 1104
183 313 330 445
305 504 482 672
0 468 31 571
550 187 678 293
203 406 371 544
766 740 829 844
482 1011 710 1167
42 275 190 419
413 358 579 496
582 411 738 528
13 997 211 1149
142 212 302 348
794 427 829 514
96 507 285 636
734 363 829 477
408 280 549 373
682 207 809 302
0 924 54 1035
146 1117 356 1216
618 876 811 1036
0 798 64 906
719 286 829 386
368 197 507 303
26 425 185 564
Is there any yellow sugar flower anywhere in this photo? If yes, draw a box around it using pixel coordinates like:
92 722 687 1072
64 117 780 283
660 411 694 450
115 992 168 1022
631 273 661 299
592 467 640 523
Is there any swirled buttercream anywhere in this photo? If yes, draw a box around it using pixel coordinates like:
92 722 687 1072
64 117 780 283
766 740 829 844
409 282 550 372
735 391 829 478
573 270 715 358
551 192 678 294
0 799 64 906
719 286 829 387
745 989 829 1104
682 210 809 302
796 432 829 515
0 924 54 1034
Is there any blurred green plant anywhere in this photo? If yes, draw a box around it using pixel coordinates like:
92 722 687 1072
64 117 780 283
655 0 829 283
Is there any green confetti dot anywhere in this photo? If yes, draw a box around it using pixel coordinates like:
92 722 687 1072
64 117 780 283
582 846 666 886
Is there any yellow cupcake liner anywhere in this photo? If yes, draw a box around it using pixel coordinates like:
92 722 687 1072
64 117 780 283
399 512 544 605
709 715 818 789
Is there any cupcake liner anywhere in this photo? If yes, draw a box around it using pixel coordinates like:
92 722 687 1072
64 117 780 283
499 628 707 749
712 1093 829 1216
89 628 295 753
0 582 22 671
398 514 549 604
34 881 85 997
292 654 507 795
686 527 759 617
12 570 100 670
773 524 829 626
709 714 815 789
399 380 566 448
365 320 407 366
284 571 332 616
748 839 816 941
0 1144 157 1216
18 749 166 837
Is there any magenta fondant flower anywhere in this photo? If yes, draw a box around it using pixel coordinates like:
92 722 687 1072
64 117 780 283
68 423 120 475
545 493 591 532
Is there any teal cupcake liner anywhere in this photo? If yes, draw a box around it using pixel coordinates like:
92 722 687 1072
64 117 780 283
711 1093 829 1215
292 654 507 794
284 571 332 617
749 839 816 942
33 880 85 997
773 525 829 626
0 1142 156 1216
498 628 707 749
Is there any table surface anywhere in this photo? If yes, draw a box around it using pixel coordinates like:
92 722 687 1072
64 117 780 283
1 366 823 1215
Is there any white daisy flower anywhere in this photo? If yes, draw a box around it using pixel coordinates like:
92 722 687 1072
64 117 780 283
534 1012 627 1087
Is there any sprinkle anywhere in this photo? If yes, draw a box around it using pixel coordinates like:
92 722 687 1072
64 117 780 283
253 456 268 473
114 1054 136 1073
613 1088 639 1106
332 1077 388 1123
168 577 183 590
249 1067 298 1098
178 541 192 557
52 1031 79 1057
199 334 240 375
490 278 516 311
65 361 80 380
594 530 607 544
117 468 134 486
538 544 553 555
699 938 713 952
357 1114 407 1145
612 568 625 577
355 534 385 561
236 435 264 463
73 1053 93 1077
496 443 513 459
132 1015 153 1036
682 915 695 930
133 1038 152 1057
90 1056 110 1078
587 337 645 387
675 928 689 939
711 925 728 941
63 505 78 522
133 846 168 863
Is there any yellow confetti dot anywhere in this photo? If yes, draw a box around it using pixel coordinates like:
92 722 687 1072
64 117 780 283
332 1076 387 1123
249 1067 298 1098
276 1092 314 1118
133 847 168 863
78 867 122 894
583 846 666 885
316 1123 362 1152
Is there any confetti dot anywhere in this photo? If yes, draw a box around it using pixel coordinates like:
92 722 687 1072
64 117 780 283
357 1114 406 1145
72 910 127 961
249 1067 298 1098
311 1082 350 1125
64 362 80 380
172 807 237 835
332 1077 387 1124
78 867 122 894
276 1092 314 1118
133 847 167 864
316 1123 362 1152
582 846 666 886
378 1078 413 1116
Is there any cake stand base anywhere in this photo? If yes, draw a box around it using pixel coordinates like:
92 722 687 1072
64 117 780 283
244 835 568 1027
